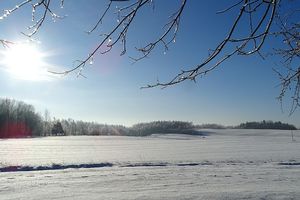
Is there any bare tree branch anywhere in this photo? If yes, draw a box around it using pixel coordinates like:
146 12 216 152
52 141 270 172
86 1 113 34
1 0 300 113
130 0 187 62
49 0 151 77
142 0 277 88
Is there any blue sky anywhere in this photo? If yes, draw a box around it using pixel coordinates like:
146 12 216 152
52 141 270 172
0 0 299 127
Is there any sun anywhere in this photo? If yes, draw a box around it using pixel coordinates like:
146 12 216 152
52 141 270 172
1 42 50 81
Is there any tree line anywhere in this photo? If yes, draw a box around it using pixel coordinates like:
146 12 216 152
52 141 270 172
0 98 43 138
127 121 195 136
0 98 297 138
0 98 195 138
236 120 297 130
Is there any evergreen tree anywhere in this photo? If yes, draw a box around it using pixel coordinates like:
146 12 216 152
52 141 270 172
51 121 65 136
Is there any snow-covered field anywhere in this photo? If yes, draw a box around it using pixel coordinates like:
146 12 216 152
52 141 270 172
0 129 299 199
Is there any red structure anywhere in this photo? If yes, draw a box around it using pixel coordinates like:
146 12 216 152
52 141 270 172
0 121 32 138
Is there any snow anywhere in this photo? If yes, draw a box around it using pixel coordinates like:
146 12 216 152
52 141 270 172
0 129 299 199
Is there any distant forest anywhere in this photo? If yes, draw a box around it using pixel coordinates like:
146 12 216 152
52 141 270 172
0 98 298 138
236 121 297 130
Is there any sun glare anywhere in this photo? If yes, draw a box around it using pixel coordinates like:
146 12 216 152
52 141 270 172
1 42 50 81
